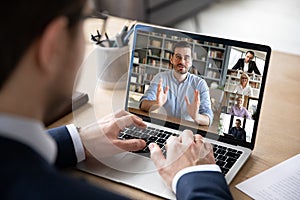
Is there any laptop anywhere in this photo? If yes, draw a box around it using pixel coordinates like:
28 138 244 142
77 23 271 199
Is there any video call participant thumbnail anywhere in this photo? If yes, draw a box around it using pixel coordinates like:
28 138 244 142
232 50 261 75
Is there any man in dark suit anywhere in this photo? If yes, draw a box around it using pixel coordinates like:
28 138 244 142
232 50 261 75
0 0 233 199
229 119 247 142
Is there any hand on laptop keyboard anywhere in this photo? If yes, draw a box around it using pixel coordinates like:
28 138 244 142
148 130 215 188
79 110 147 159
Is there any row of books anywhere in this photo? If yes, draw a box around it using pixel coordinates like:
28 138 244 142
209 50 224 59
138 30 225 50
139 50 218 62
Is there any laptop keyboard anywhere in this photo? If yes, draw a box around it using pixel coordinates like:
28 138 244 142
213 144 242 174
118 126 243 175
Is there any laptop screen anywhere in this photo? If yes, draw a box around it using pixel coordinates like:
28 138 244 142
125 24 271 150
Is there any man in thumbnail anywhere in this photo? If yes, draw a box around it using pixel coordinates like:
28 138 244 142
229 96 252 119
139 41 213 126
232 50 261 75
229 119 246 142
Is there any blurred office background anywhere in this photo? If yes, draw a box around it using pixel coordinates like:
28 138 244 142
95 0 300 55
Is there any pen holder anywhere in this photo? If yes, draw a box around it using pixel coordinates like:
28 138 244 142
95 45 129 89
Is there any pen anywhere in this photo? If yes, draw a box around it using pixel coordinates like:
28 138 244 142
91 34 97 42
99 12 108 41
103 32 114 47
120 21 129 34
97 30 101 38
114 23 129 47
122 26 135 46
105 32 109 40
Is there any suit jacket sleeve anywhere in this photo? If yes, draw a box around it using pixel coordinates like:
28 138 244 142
232 59 243 70
249 61 261 75
48 126 77 168
242 129 247 142
228 127 233 135
176 171 233 200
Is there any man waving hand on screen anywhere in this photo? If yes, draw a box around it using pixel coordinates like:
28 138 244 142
140 41 213 126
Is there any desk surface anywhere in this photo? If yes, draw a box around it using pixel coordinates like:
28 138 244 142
49 16 300 200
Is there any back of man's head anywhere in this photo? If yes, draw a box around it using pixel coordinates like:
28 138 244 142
0 0 86 90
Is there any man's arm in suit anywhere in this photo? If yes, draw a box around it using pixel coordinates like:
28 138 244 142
242 129 247 142
228 127 234 135
250 61 261 75
48 126 78 168
232 59 243 70
176 171 233 200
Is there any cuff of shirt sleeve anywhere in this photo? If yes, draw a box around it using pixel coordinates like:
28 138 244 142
202 113 213 126
172 164 221 193
66 124 86 163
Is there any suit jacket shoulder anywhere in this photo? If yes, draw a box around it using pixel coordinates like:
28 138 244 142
0 136 129 200
176 171 233 200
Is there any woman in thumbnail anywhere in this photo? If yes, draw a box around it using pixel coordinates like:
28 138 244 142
233 73 253 97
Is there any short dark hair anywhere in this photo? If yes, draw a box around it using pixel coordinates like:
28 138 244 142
236 119 242 123
246 50 255 57
0 0 86 90
173 41 192 53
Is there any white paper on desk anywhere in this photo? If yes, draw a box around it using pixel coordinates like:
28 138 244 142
236 154 300 200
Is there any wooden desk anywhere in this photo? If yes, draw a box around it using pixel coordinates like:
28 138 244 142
49 17 300 199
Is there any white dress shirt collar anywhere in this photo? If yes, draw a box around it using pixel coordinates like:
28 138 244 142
0 114 57 164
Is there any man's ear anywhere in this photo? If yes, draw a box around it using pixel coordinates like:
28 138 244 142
170 54 174 65
36 16 69 74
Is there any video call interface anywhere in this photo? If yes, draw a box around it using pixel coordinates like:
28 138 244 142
127 27 268 145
